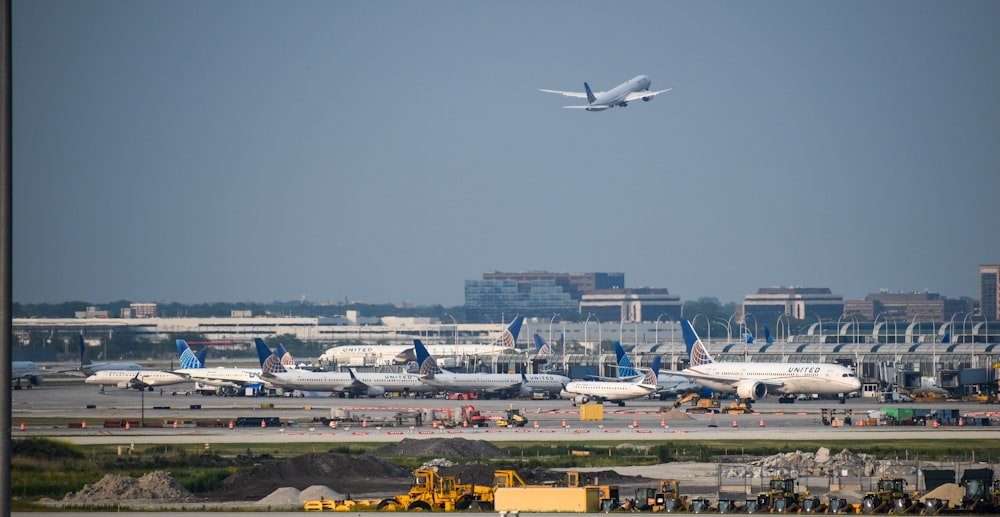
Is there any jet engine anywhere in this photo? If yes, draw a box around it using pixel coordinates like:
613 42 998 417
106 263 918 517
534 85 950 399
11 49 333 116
366 386 386 397
617 101 629 107
574 395 591 405
519 386 533 398
736 380 767 400
28 374 43 386
642 96 652 102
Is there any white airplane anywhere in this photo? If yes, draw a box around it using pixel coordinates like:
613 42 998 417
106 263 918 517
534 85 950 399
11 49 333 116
12 361 44 389
539 74 672 111
559 356 661 406
318 315 525 367
666 319 861 402
255 338 358 394
84 369 189 390
65 335 143 376
172 340 269 391
612 341 703 398
414 339 570 398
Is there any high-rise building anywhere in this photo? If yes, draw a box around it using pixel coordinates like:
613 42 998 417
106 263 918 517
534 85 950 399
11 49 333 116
981 264 1000 321
464 271 624 323
579 288 681 322
742 287 844 322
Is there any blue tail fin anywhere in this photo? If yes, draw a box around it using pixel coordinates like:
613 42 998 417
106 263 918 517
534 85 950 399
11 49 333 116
177 340 204 369
493 315 524 346
641 356 661 386
614 341 638 377
942 331 951 344
413 339 441 376
681 319 714 367
254 338 286 374
78 334 90 366
584 82 596 104
533 333 552 355
276 343 295 366
743 331 755 344
764 326 774 345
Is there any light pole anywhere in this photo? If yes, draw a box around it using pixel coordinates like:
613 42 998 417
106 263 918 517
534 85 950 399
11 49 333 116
691 313 710 344
444 313 458 345
584 313 594 355
549 313 559 345
714 319 730 344
655 313 669 344
776 313 787 361
815 315 824 363
963 312 974 344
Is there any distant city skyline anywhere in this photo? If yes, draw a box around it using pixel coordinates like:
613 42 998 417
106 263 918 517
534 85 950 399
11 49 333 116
14 2 1000 307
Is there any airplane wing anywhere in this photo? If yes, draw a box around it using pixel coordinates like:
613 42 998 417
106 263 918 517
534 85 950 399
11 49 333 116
538 88 590 99
622 87 672 102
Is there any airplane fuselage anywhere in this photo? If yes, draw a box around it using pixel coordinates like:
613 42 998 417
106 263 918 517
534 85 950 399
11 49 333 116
84 369 189 388
560 380 656 402
591 75 653 109
685 362 860 395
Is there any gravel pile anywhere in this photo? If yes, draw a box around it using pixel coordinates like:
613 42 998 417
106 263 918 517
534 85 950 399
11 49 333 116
723 447 917 478
62 471 195 503
374 437 511 458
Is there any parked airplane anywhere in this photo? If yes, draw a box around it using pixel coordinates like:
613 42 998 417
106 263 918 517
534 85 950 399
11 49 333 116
66 335 143 376
12 361 44 388
414 339 569 398
173 340 268 392
318 315 525 367
559 356 661 406
255 338 358 394
84 369 189 391
668 319 861 402
539 75 672 111
611 342 703 397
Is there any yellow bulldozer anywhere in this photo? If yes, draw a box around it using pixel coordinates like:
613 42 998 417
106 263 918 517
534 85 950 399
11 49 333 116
375 469 475 511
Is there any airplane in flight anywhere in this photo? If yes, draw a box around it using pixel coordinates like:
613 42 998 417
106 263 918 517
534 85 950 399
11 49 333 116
12 361 44 389
64 335 143 376
539 75 672 111
666 319 861 403
317 315 525 367
414 339 569 398
559 356 661 406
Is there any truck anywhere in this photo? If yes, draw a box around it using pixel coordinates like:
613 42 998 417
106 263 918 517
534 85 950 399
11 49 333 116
460 405 488 427
495 408 527 428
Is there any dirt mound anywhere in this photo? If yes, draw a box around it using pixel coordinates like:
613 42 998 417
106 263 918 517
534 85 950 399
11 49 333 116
206 453 411 501
374 437 511 458
437 463 656 489
63 471 194 502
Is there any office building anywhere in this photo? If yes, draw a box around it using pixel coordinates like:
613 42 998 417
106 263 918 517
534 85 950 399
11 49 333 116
465 271 624 323
742 287 844 321
579 288 681 322
982 264 1000 321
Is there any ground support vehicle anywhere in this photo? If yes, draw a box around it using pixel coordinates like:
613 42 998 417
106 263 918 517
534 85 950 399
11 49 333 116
748 477 804 513
628 480 690 512
860 477 919 514
495 408 527 428
375 469 475 511
958 468 998 513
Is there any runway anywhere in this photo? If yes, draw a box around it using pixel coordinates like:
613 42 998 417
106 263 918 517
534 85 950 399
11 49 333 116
13 382 1000 445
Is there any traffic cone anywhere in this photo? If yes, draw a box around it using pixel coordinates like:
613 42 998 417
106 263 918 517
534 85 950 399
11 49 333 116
732 419 738 428
173 420 178 429
463 419 468 428
661 418 666 428
331 421 337 430
632 419 638 428
562 418 567 428
832 418 839 428
959 418 964 427
261 419 266 428
933 419 939 428
759 418 765 427
363 419 368 428
81 420 86 429
125 421 131 430
19 422 24 431
228 420 234 429
533 420 539 429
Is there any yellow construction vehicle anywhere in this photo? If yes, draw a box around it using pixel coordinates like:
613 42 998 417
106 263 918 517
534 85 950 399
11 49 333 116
748 477 803 513
630 480 689 512
565 471 621 511
495 408 527 427
860 477 919 514
672 392 721 413
375 469 475 511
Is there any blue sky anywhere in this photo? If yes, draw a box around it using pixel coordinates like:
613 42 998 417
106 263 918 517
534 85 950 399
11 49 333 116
14 1 1000 306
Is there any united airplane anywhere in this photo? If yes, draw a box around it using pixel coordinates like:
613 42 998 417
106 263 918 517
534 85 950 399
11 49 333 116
173 340 269 391
12 361 44 388
64 335 143 376
667 319 861 402
415 340 569 398
559 356 661 406
539 75 672 111
318 315 524 367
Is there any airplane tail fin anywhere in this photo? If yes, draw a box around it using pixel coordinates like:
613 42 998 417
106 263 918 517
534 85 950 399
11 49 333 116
764 326 774 345
196 347 208 366
640 356 661 387
177 340 204 369
276 343 296 366
681 319 714 367
584 82 596 104
614 341 638 377
743 331 754 344
533 333 552 355
254 338 287 374
491 315 524 348
78 334 90 366
414 339 442 377
942 331 951 344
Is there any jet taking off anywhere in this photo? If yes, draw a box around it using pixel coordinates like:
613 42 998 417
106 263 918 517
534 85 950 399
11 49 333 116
539 75 671 111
